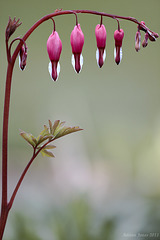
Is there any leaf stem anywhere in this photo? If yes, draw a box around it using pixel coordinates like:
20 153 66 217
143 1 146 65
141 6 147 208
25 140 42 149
8 138 55 210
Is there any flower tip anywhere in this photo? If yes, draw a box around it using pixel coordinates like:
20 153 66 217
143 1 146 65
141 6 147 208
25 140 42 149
142 40 148 48
48 61 60 81
135 31 141 52
19 46 27 71
114 47 122 65
135 44 140 52
71 54 83 73
96 48 106 68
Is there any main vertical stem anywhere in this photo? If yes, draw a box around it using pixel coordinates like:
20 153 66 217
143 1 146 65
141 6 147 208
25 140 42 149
0 62 14 239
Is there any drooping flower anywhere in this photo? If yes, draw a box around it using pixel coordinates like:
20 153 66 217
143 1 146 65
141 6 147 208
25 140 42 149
95 24 107 68
70 24 84 73
19 45 27 71
47 31 62 81
114 29 124 65
135 30 141 52
142 32 149 48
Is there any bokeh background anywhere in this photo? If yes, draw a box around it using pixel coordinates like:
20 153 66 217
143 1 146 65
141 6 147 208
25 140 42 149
0 0 160 239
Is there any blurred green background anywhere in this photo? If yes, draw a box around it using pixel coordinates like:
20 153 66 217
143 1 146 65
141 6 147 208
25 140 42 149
0 0 160 239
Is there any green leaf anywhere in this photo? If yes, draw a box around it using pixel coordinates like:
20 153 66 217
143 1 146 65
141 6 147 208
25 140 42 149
44 144 56 150
55 126 83 139
20 131 37 147
36 135 52 145
40 149 55 157
40 125 49 137
31 135 38 145
49 120 53 134
52 120 60 134
53 121 66 137
36 125 53 145
20 120 83 154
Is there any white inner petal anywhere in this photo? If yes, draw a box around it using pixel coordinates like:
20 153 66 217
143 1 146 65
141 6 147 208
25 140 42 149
48 61 60 81
103 49 106 62
57 62 60 80
80 54 83 71
114 47 123 64
96 48 106 67
114 47 116 60
71 54 83 73
48 61 52 79
96 48 99 66
71 54 75 72
120 47 122 63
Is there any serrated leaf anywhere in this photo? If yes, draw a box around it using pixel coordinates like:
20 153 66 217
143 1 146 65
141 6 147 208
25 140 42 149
20 131 36 147
40 149 55 157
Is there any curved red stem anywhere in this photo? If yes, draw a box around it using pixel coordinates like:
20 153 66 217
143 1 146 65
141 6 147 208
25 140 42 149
0 9 158 239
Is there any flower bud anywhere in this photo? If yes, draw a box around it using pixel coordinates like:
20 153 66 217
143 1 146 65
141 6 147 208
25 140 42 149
95 24 107 68
70 24 84 73
114 29 124 65
142 32 149 48
19 45 27 71
139 21 146 31
47 31 62 81
5 17 22 41
148 31 157 42
135 31 141 52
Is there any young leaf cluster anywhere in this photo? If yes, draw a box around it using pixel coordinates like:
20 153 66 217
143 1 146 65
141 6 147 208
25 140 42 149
20 120 83 157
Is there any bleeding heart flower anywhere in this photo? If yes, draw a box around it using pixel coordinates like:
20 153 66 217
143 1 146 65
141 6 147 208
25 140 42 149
95 24 107 68
70 24 84 73
114 29 124 65
47 31 62 81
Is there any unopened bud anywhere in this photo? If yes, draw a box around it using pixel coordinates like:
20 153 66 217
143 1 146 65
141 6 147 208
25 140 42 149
142 32 149 48
5 17 22 41
19 46 27 71
135 31 141 52
139 21 146 31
